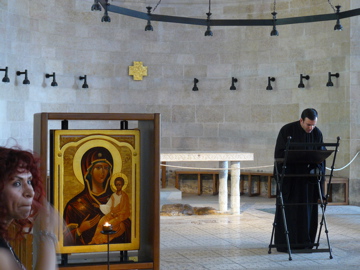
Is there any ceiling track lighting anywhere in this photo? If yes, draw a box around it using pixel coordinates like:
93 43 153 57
91 0 102 11
326 72 340 87
16 69 30 85
0 66 10 83
99 1 360 31
192 78 199 91
79 75 89 89
298 74 310 88
266 77 275 90
230 77 237 90
334 5 343 31
45 72 58 87
204 0 213 36
145 6 154 31
101 0 111 22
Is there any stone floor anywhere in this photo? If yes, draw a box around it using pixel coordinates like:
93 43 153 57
159 193 360 270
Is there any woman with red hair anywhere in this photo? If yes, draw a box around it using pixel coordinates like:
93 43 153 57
0 146 58 270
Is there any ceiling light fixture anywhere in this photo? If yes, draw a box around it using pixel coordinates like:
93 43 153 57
334 5 343 31
0 67 10 83
16 69 30 85
204 0 213 36
270 0 279 36
145 6 154 31
101 0 111 22
91 0 102 11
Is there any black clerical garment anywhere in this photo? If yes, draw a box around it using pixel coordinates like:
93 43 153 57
274 120 325 252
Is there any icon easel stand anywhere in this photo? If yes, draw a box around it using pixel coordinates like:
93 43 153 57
268 136 340 261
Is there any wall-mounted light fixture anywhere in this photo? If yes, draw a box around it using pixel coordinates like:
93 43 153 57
45 72 58 87
16 69 30 85
91 0 102 11
334 5 343 31
204 0 213 36
0 67 10 83
270 1 279 36
266 77 276 90
298 74 310 88
230 77 238 90
326 72 340 87
192 78 199 91
101 0 111 22
145 6 154 31
79 75 89 88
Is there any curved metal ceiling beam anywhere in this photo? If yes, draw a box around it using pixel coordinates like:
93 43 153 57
100 1 360 27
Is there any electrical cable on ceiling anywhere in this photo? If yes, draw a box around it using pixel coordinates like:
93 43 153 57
153 0 161 12
328 0 336 12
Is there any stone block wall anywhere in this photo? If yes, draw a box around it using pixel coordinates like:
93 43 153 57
0 0 359 204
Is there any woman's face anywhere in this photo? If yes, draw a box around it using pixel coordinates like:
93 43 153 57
2 170 34 225
91 162 110 185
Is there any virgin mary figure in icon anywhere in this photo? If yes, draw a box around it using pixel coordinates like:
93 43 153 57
63 146 114 245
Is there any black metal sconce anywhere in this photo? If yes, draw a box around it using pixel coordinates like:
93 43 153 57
326 72 340 87
204 0 213 36
0 67 10 83
192 78 199 91
79 75 89 88
145 6 153 31
45 72 58 87
230 77 237 90
16 69 30 85
334 5 343 31
266 77 275 90
101 0 111 22
91 0 102 11
298 74 310 88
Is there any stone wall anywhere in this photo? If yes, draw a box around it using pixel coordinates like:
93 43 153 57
0 0 359 203
349 1 360 205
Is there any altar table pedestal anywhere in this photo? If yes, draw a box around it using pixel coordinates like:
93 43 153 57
160 151 254 214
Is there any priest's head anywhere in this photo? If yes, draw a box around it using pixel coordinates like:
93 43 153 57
300 108 318 133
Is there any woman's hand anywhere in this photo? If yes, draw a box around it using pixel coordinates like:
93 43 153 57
33 199 60 270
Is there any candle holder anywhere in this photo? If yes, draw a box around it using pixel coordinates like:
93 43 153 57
101 230 116 270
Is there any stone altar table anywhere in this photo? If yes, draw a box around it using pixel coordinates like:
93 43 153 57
160 151 254 214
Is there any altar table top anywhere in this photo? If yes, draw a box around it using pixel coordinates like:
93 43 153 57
161 151 254 162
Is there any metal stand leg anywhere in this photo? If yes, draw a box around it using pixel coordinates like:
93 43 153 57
268 212 277 254
316 179 333 259
277 181 292 261
268 164 292 260
107 234 110 270
101 229 116 270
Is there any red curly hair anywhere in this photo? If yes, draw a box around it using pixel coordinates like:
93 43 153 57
0 146 45 239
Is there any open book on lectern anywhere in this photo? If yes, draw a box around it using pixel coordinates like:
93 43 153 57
285 149 334 164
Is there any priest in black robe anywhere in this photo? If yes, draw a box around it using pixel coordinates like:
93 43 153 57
274 108 325 252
